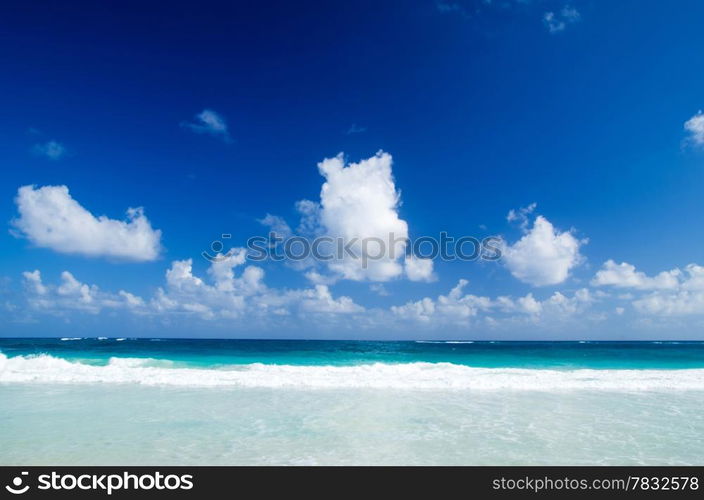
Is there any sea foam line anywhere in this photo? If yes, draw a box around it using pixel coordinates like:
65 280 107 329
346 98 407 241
1 353 704 390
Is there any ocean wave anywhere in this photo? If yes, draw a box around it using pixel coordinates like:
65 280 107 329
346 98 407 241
1 353 704 391
414 340 474 344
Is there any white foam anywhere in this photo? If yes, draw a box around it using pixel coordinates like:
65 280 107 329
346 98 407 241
1 353 703 391
60 337 82 341
415 340 474 344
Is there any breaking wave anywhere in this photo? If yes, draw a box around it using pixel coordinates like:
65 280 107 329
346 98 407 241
1 353 703 390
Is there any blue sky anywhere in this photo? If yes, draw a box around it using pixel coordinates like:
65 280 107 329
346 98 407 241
2 0 704 339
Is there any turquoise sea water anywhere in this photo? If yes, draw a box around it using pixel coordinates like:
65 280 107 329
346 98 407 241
1 338 703 465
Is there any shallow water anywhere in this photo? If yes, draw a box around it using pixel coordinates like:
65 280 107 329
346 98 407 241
1 384 702 465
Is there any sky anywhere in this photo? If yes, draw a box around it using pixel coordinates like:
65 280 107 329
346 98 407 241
2 0 704 339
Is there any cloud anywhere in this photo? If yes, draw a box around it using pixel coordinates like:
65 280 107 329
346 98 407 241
435 1 469 17
591 260 680 290
298 285 364 314
18 257 602 332
149 256 363 321
392 279 491 324
632 291 704 316
22 270 144 314
160 256 365 319
12 185 162 261
543 5 580 33
294 199 323 236
370 283 390 296
392 279 593 325
404 256 436 282
258 214 292 240
181 109 232 142
310 151 409 282
592 261 704 316
506 202 537 231
684 111 704 146
346 124 367 135
501 214 584 286
254 152 431 285
32 140 66 160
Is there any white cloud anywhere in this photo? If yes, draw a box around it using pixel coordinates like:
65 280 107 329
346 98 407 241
22 270 144 314
369 283 389 296
544 6 580 33
181 109 232 142
392 279 491 324
632 291 704 316
501 214 584 286
592 261 704 316
392 279 592 326
506 202 536 231
155 258 249 319
404 256 436 282
304 270 338 286
294 199 323 236
19 259 602 331
22 270 47 296
13 185 162 261
311 151 409 282
591 260 680 290
684 111 704 146
255 152 431 285
297 285 364 314
150 256 363 321
32 140 66 160
259 214 292 240
391 297 435 322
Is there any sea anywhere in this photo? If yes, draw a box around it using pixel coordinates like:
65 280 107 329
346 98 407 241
1 338 703 465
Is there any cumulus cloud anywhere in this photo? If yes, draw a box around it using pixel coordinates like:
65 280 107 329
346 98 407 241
253 152 432 285
392 279 491 324
544 5 580 33
181 109 232 142
32 140 66 160
298 285 364 314
21 252 364 324
684 111 704 146
404 256 436 282
392 279 592 326
150 256 363 320
311 151 409 282
592 261 704 316
19 257 603 332
591 260 680 290
633 291 704 316
22 270 144 314
12 185 162 261
501 213 584 286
